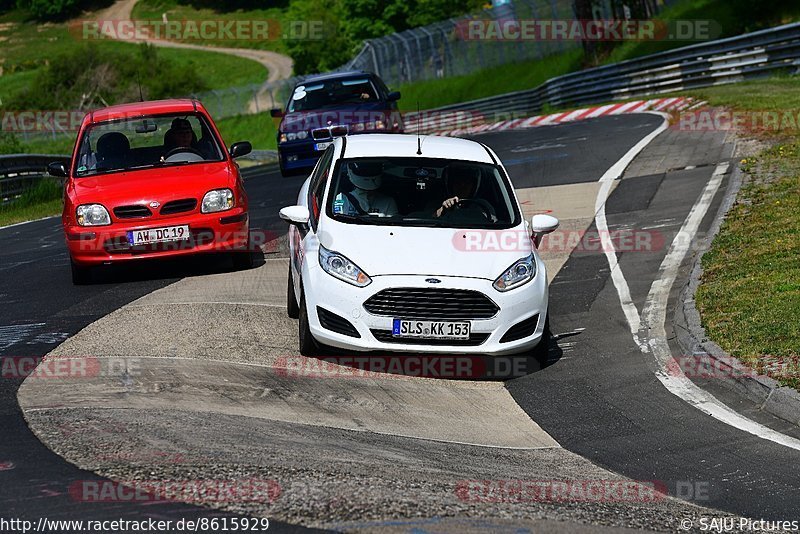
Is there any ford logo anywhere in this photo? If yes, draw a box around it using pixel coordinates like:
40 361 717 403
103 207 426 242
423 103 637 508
425 278 441 284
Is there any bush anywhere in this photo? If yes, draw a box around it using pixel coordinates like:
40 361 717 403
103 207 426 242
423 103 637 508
6 43 208 111
0 132 23 155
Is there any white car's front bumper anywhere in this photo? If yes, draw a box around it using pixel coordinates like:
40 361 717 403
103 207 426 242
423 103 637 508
303 265 548 356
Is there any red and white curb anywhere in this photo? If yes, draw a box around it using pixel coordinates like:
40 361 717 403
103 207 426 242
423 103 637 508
414 97 699 137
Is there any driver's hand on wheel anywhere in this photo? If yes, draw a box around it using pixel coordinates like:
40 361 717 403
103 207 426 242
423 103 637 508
435 196 459 218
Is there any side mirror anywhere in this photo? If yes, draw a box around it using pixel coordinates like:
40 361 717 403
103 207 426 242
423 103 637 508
279 205 310 226
530 214 559 248
229 141 252 159
387 91 401 101
47 161 68 178
270 108 284 118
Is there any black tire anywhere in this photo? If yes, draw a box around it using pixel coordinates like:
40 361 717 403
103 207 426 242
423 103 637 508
287 264 300 319
70 259 92 285
298 293 318 356
531 313 551 367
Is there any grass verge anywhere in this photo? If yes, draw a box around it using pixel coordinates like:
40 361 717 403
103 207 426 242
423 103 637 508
691 78 800 390
0 178 63 227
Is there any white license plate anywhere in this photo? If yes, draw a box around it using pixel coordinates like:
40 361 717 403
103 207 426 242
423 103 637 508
392 319 471 340
127 225 190 245
314 142 332 151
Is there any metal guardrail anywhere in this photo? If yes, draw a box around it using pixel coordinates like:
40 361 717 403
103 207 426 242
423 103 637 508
0 154 69 201
403 21 800 133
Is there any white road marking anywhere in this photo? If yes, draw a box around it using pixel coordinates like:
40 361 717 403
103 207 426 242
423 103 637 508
594 112 671 347
639 163 800 450
595 123 800 450
0 215 58 232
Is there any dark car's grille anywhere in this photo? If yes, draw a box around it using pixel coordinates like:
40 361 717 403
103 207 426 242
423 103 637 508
363 288 499 321
311 125 348 140
500 314 539 343
371 329 489 346
113 205 152 219
160 198 197 215
317 307 361 338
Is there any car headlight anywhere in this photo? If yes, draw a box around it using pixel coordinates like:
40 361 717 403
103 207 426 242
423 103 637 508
353 122 365 132
319 245 371 287
76 204 111 226
286 132 297 141
279 133 287 143
296 130 308 140
375 120 386 130
493 253 536 292
201 188 234 213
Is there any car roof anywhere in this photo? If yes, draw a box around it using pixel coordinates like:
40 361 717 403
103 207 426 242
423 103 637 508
89 99 204 124
299 70 373 85
338 134 495 164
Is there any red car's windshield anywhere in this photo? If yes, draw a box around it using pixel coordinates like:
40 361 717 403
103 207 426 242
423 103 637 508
74 113 225 177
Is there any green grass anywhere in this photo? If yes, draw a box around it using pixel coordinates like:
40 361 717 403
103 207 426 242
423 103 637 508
216 111 278 150
0 178 63 227
131 0 287 53
397 49 583 111
0 8 267 101
692 78 800 390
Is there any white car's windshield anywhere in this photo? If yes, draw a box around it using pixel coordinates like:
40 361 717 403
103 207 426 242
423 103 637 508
326 157 519 229
74 113 224 177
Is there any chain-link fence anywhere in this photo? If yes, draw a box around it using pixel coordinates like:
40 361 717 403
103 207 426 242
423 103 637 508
345 0 578 88
191 0 671 119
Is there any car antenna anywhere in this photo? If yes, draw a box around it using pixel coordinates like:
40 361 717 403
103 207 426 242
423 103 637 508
416 100 422 155
137 73 144 102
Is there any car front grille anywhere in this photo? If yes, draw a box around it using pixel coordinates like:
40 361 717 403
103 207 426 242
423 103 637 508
363 288 499 321
160 198 197 215
370 329 489 346
113 205 152 219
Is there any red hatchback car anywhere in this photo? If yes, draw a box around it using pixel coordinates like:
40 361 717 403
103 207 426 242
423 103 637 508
49 99 253 284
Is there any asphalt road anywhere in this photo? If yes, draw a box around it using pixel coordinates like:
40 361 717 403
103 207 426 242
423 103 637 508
1 114 798 531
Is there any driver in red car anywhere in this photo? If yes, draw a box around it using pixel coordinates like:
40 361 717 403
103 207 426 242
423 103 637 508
164 118 196 151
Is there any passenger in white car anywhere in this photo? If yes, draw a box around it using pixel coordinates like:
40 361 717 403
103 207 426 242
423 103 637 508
334 161 399 217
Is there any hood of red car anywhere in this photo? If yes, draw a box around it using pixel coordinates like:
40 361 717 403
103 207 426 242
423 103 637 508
72 162 233 208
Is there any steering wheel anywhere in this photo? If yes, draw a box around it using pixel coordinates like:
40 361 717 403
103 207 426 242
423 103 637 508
455 198 495 221
164 146 204 160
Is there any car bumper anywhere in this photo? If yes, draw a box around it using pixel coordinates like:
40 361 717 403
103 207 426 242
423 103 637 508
302 269 548 356
65 208 249 265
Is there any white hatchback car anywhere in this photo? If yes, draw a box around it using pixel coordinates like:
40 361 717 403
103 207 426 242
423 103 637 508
280 134 559 358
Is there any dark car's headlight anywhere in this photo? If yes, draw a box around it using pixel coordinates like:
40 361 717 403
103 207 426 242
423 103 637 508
76 204 111 226
493 254 536 292
280 131 308 143
201 188 234 213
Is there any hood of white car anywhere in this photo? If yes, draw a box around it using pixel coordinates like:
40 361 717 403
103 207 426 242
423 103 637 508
319 221 532 280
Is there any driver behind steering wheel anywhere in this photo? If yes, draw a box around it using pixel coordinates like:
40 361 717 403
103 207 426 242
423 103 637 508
164 118 196 154
434 164 497 221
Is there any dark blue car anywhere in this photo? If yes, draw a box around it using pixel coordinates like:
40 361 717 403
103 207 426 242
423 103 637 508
271 71 403 177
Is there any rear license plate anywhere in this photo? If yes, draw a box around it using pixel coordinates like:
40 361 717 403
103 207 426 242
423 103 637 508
392 319 471 340
314 142 332 151
127 225 189 246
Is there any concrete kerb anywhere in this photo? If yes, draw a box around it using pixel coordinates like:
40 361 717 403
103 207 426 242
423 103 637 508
673 154 800 427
